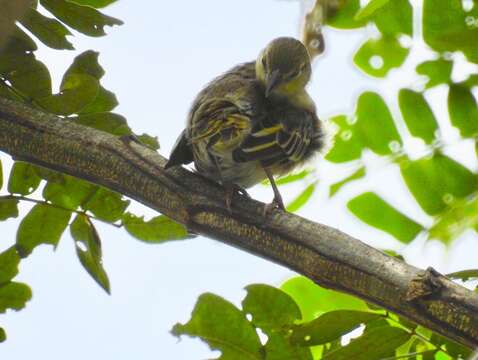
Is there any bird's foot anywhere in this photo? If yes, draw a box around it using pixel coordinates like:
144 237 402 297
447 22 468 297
263 194 285 217
224 183 250 212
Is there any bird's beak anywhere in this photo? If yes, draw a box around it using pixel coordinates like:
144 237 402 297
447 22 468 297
265 70 281 98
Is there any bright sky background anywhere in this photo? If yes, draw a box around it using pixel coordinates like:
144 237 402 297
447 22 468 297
1 1 477 359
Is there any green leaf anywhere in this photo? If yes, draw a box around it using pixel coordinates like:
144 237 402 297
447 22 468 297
136 133 160 150
275 169 312 186
78 85 118 113
355 92 402 155
354 36 409 78
4 26 38 53
82 188 129 222
448 84 478 138
281 277 368 322
241 284 301 333
7 162 42 195
70 214 110 294
16 204 71 257
265 333 313 360
286 183 316 212
325 115 363 163
64 50 105 79
66 0 117 8
40 0 123 37
372 0 413 37
122 213 192 243
291 310 382 346
0 247 21 284
348 192 423 243
73 113 131 136
43 175 95 209
416 59 453 89
326 0 367 29
446 269 478 281
423 0 478 63
0 198 19 221
354 0 390 21
323 326 411 360
0 52 52 99
429 195 478 244
37 73 99 115
329 167 365 197
400 153 478 215
399 89 438 144
172 293 263 360
0 282 32 313
20 8 74 50
0 327 5 342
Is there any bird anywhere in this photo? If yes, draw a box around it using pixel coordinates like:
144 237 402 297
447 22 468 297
166 37 324 212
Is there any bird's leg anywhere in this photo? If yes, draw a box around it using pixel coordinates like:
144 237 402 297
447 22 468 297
224 183 251 211
262 166 285 215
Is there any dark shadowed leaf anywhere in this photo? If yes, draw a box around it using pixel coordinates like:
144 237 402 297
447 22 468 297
0 327 5 342
40 0 123 37
122 213 192 243
348 192 423 243
0 282 32 313
64 50 105 79
70 214 110 293
281 277 368 322
67 0 117 8
241 284 301 333
172 293 263 360
446 269 478 281
448 84 478 138
265 333 313 360
323 326 410 360
137 134 160 150
79 85 118 113
73 112 131 136
37 73 99 115
329 167 365 197
83 188 129 222
291 310 382 346
0 197 19 221
399 89 438 144
4 26 38 53
7 162 42 195
400 154 478 215
354 36 409 78
287 183 316 212
16 204 71 257
0 247 20 284
20 8 74 50
416 59 453 89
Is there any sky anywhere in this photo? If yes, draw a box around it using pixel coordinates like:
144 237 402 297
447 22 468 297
1 1 478 359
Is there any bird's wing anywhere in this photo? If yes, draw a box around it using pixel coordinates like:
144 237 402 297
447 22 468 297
232 107 321 167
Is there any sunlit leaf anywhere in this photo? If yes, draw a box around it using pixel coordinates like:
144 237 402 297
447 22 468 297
448 84 478 138
326 0 366 29
20 8 74 50
291 310 382 346
0 247 20 284
70 214 110 294
372 0 412 36
0 282 32 313
7 162 42 195
40 0 123 37
241 284 301 333
323 326 410 360
325 115 363 163
79 85 118 113
274 169 312 186
399 89 438 144
122 213 193 243
172 293 263 359
16 204 71 257
37 73 99 115
0 197 19 221
281 277 368 322
82 188 129 222
329 167 365 197
416 58 453 89
354 36 409 78
287 183 316 212
137 133 160 150
348 192 423 243
265 333 313 360
400 154 478 215
43 175 95 209
354 0 390 21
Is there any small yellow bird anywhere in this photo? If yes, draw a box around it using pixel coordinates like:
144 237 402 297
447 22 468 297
166 37 323 211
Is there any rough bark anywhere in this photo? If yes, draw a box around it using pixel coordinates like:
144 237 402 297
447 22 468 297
0 97 477 349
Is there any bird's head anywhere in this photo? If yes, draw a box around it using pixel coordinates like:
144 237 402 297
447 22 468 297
256 37 312 98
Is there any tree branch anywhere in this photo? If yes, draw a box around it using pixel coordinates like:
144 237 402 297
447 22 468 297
0 97 477 349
